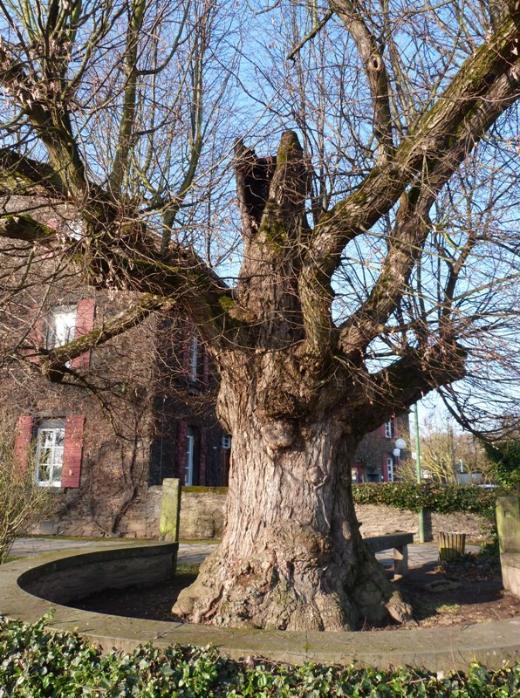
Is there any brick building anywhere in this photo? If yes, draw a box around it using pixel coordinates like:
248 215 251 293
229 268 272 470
353 413 411 483
3 266 229 536
5 278 409 535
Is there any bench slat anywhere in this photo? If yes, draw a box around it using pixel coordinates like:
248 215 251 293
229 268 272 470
365 532 414 553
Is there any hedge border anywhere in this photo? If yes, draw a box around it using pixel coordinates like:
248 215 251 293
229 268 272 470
351 483 498 518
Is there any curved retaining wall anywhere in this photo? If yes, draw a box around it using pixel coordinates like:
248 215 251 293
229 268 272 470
1 544 519 672
17 542 178 605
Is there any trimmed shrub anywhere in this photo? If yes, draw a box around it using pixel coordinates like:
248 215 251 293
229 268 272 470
484 441 520 489
352 483 497 518
0 616 519 696
0 435 53 563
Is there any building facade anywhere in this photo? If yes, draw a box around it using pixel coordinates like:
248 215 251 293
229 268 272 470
5 282 411 535
353 413 411 483
3 267 230 536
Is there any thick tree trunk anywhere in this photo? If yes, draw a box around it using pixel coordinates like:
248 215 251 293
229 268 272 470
173 398 409 631
171 128 416 631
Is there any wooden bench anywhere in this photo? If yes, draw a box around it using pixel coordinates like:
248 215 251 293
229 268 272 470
365 532 414 579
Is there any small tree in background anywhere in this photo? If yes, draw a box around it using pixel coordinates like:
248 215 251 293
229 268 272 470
0 435 52 563
398 428 493 484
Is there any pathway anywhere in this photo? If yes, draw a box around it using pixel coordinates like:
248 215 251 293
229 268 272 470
11 536 479 568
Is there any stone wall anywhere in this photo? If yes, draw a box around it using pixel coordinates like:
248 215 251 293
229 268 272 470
18 543 178 604
178 487 227 540
497 495 520 597
87 485 228 540
169 488 493 544
34 484 493 544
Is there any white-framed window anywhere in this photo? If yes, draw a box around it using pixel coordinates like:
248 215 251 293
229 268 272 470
189 336 199 381
35 420 65 487
221 435 232 450
384 419 395 439
386 456 394 482
46 306 76 350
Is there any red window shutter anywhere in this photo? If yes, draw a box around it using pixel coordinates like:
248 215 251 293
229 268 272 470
182 333 193 378
202 348 210 386
62 415 85 488
71 299 96 369
14 415 33 473
181 321 197 379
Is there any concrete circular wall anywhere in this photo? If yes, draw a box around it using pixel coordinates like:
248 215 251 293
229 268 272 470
1 544 520 671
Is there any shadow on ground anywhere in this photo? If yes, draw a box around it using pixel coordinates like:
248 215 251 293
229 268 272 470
72 553 520 631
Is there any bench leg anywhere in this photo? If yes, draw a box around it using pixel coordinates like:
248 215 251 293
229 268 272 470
393 544 408 579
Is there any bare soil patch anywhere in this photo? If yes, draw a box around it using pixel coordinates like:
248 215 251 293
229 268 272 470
386 552 520 630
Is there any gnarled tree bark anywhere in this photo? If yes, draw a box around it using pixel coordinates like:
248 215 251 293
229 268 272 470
173 353 411 630
171 132 465 630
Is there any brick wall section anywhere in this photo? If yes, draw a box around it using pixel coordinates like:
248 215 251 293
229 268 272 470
14 415 33 473
71 298 96 369
27 307 44 364
61 415 85 488
5 283 161 536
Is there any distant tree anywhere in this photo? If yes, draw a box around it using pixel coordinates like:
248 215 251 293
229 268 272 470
484 438 520 488
399 427 493 484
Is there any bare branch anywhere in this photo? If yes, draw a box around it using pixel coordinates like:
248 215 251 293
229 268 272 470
0 149 67 197
109 0 146 194
39 293 174 381
355 342 467 432
0 43 88 199
0 213 55 242
331 1 394 163
306 14 520 281
338 50 520 355
0 209 238 344
286 9 334 61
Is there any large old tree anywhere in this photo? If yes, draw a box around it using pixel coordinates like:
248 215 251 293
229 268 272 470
1 0 520 629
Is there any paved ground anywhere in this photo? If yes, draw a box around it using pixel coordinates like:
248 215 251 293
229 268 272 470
11 537 479 568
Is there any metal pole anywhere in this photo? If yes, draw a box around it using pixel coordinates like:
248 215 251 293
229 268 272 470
414 402 427 543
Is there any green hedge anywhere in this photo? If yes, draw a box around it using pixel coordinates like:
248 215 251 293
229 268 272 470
484 441 520 489
352 483 498 518
0 617 519 697
183 483 499 518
